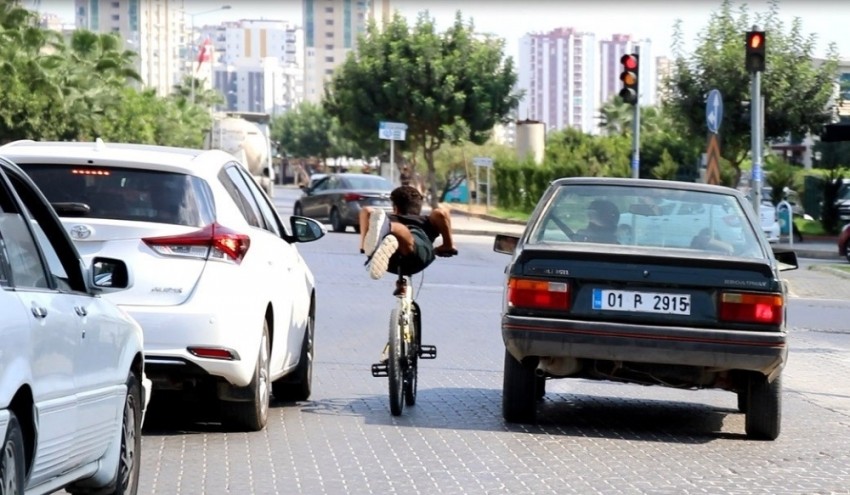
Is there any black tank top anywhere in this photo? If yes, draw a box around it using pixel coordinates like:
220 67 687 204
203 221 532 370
390 213 439 242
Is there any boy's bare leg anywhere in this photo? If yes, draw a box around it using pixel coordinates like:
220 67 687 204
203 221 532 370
429 207 457 255
358 207 374 252
389 222 415 256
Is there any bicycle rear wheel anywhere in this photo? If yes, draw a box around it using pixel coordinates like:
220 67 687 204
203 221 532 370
388 308 404 416
404 302 421 406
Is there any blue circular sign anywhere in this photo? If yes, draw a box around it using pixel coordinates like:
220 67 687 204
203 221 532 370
706 89 723 134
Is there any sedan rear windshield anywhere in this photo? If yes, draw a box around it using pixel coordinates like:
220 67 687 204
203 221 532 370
528 184 766 260
20 163 213 227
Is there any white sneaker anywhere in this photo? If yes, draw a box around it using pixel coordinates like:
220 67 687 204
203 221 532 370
368 235 398 280
363 209 389 257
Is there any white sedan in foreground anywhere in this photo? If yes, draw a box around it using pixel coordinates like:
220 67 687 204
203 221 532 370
0 155 148 494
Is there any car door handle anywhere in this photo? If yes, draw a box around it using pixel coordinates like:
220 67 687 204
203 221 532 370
75 306 87 317
31 305 48 319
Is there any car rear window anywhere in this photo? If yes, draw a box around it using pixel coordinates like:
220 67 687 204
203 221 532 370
344 176 392 190
19 163 213 226
528 184 766 260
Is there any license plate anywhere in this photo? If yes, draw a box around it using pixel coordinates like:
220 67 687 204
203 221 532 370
592 289 691 315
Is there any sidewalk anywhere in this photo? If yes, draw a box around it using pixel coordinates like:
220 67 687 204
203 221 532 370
444 204 841 261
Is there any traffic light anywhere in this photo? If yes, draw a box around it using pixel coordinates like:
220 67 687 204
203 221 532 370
619 54 639 105
745 31 766 72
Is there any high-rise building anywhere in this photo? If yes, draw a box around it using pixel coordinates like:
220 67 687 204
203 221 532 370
206 19 304 115
655 56 674 104
517 28 598 134
599 34 655 107
74 0 184 97
302 0 392 103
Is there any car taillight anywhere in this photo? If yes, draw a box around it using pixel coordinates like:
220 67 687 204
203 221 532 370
508 277 570 311
343 193 365 202
142 222 250 263
718 291 783 325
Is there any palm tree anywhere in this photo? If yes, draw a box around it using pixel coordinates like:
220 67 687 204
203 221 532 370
597 97 633 136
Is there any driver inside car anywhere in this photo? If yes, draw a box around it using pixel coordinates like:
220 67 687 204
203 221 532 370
577 199 621 244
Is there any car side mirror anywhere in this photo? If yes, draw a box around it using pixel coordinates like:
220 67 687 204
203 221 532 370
772 247 798 271
290 216 326 243
91 257 133 291
494 234 519 255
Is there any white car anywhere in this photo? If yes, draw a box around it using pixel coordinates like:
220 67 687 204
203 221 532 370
759 202 781 243
2 139 326 432
0 155 149 494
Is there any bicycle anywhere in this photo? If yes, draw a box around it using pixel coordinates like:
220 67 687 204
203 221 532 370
371 270 437 416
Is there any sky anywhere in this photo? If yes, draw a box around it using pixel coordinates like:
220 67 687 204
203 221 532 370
38 0 850 61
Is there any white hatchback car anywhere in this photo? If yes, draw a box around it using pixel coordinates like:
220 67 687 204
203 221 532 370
2 140 326 432
0 155 149 494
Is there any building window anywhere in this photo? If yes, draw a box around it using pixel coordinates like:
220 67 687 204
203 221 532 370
325 56 334 63
325 44 334 50
325 19 333 25
112 14 119 21
111 1 119 7
325 31 333 38
324 69 334 75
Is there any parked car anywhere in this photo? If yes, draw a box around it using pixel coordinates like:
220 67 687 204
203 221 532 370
1 139 326 432
0 154 149 493
493 177 798 440
294 173 394 232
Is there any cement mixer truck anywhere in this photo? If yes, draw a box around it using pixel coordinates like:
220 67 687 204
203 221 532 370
205 111 276 197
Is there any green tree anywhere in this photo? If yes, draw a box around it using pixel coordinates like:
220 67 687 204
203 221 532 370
271 101 334 161
325 11 520 207
651 150 680 180
666 0 839 185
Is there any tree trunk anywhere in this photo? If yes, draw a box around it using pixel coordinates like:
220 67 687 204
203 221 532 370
424 146 439 209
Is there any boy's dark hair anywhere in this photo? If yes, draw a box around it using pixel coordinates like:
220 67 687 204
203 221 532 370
391 185 423 215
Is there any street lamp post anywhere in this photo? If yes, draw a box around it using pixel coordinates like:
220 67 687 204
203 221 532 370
188 5 231 106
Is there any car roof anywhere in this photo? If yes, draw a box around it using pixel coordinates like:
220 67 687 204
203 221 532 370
551 177 743 196
0 139 234 178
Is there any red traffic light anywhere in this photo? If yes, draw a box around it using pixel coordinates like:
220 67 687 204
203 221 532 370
619 53 639 105
621 54 638 70
745 31 766 72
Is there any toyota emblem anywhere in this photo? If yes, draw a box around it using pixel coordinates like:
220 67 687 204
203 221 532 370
69 224 93 240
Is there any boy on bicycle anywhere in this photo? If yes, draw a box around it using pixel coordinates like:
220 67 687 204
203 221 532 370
359 185 458 280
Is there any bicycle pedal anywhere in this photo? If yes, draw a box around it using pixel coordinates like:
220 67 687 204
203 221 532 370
418 345 437 359
371 362 388 377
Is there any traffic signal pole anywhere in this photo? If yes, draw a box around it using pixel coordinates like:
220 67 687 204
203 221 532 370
619 52 641 178
745 26 766 211
751 70 762 210
631 101 641 179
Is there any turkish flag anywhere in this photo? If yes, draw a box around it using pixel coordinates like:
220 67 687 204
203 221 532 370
195 38 213 73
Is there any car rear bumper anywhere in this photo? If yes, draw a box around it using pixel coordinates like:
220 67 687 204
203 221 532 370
502 314 787 376
124 304 261 389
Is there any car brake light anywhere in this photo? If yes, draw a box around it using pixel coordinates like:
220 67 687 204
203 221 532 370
718 291 783 325
508 277 570 311
343 193 365 202
142 222 250 263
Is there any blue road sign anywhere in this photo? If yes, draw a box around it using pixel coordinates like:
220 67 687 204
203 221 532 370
706 89 723 134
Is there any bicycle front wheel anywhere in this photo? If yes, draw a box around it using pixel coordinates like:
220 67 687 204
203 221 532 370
404 302 421 406
388 308 405 416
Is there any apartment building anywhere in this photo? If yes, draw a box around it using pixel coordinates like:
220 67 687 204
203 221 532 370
599 34 655 107
517 27 598 134
302 0 392 103
74 0 184 96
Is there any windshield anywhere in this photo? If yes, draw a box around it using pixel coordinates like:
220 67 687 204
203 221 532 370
528 184 766 260
20 163 214 226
